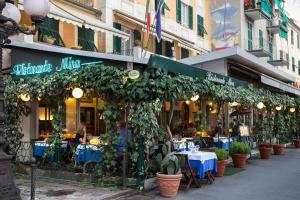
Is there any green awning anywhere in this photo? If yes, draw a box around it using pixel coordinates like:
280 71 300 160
147 54 247 87
261 0 272 18
275 0 289 23
279 28 288 40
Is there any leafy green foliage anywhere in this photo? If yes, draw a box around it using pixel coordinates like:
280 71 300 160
215 148 229 160
230 142 251 154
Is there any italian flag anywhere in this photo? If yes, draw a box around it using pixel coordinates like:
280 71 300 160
145 0 151 36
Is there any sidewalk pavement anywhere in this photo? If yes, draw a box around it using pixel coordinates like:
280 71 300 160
17 177 136 200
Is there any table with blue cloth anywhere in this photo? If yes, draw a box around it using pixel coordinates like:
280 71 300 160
76 144 102 164
179 151 218 180
33 141 67 162
213 137 232 150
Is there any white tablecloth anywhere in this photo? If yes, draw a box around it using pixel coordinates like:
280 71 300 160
34 141 68 148
76 144 101 154
178 151 217 163
213 137 232 143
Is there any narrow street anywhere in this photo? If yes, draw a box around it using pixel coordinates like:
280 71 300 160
122 148 300 200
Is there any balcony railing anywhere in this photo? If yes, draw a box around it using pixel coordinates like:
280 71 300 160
244 0 273 20
246 37 272 57
268 49 289 66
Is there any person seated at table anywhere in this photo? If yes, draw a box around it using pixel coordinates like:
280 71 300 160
117 121 132 155
75 117 87 144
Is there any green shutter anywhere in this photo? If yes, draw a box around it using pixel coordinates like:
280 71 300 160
298 61 300 75
176 0 181 24
78 27 96 51
188 6 193 29
197 15 204 37
181 48 189 59
165 41 173 58
113 22 122 54
259 29 263 48
155 40 163 55
134 30 141 42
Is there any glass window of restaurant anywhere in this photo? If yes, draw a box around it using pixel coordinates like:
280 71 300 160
38 98 109 139
163 98 253 142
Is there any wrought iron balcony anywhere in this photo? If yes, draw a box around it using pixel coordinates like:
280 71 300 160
268 50 289 67
246 37 272 57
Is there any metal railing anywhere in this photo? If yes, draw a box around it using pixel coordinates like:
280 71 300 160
246 37 272 55
109 49 134 57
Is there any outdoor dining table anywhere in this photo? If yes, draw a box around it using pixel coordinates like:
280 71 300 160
178 150 218 180
213 137 232 150
75 144 102 164
33 141 68 162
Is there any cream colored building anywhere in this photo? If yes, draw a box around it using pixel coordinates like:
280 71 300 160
100 0 212 59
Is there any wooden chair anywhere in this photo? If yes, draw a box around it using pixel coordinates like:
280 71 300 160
176 154 201 191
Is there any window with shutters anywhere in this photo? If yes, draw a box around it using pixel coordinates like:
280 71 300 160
121 26 132 56
38 17 65 47
197 15 205 37
291 30 294 45
78 26 97 52
292 57 295 72
297 35 300 49
286 53 289 69
155 40 163 55
298 61 300 75
181 3 189 27
259 29 263 48
113 23 121 54
165 41 173 58
247 22 253 50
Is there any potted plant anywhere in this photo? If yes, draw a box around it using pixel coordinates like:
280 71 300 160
215 148 229 177
293 138 300 148
230 142 250 168
156 152 182 197
43 35 56 45
70 45 82 50
259 142 272 159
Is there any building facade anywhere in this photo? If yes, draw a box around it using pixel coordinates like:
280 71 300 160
209 0 300 84
100 0 212 59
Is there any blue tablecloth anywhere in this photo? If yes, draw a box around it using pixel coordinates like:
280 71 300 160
214 141 230 150
76 145 102 164
33 142 66 162
189 159 218 180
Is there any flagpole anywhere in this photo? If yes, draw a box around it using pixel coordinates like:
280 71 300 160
143 0 163 57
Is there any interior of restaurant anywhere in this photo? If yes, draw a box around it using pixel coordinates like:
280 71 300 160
37 96 252 145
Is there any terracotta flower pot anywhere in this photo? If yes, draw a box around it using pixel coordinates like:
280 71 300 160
43 38 55 45
259 147 272 159
273 144 285 155
217 160 228 177
231 154 247 168
71 46 82 50
156 172 182 197
293 139 300 148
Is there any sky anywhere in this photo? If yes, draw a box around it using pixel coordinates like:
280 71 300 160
285 0 300 23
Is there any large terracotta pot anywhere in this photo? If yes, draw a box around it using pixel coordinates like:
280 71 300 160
231 154 247 168
259 147 272 159
156 172 182 197
293 139 300 148
273 144 285 155
217 160 228 177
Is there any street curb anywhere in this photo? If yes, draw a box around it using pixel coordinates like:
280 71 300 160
101 188 139 200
